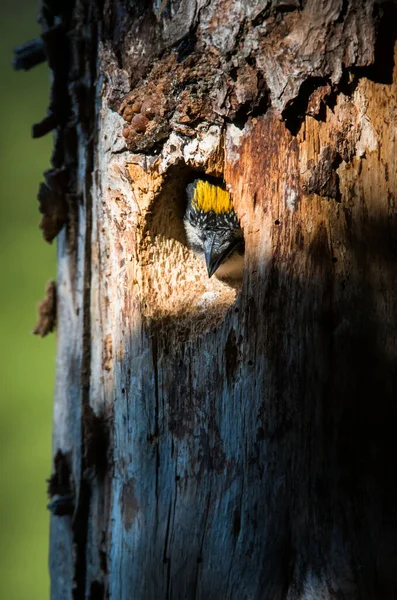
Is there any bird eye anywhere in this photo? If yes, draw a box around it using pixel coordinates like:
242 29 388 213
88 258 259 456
186 210 196 225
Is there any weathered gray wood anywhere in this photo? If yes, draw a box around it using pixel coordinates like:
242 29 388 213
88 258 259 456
43 1 397 598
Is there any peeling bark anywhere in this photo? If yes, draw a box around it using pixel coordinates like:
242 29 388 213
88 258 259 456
33 280 57 337
32 0 397 598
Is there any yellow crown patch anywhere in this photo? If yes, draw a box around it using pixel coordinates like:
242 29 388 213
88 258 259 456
193 180 233 214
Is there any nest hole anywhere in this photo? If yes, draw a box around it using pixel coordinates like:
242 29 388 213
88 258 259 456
136 164 242 337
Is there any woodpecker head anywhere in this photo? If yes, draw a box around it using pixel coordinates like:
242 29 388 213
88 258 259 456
184 179 244 279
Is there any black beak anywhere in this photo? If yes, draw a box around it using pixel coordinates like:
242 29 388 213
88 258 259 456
204 235 242 278
204 249 223 278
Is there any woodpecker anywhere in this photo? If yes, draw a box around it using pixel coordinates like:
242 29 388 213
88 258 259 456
184 179 244 279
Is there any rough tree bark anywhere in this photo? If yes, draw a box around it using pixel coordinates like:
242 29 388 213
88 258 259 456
28 0 397 598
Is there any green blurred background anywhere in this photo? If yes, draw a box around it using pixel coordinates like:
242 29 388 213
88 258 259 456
0 1 55 599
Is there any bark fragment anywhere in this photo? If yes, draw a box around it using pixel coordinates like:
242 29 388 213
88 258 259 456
33 280 57 337
306 145 342 200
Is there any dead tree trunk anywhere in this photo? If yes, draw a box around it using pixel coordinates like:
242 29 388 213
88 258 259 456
35 0 397 598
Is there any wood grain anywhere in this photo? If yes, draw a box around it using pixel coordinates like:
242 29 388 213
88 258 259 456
44 0 397 598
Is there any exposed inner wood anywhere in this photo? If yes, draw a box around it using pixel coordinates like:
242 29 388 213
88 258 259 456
123 162 241 337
